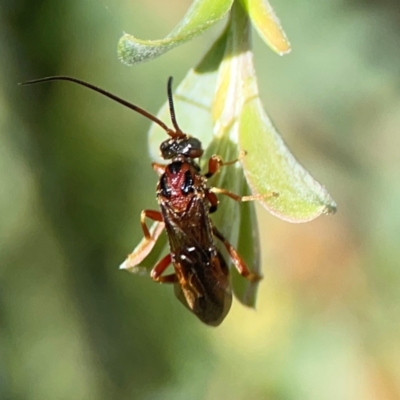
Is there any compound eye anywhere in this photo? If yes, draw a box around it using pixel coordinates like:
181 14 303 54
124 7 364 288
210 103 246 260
160 174 171 197
188 148 204 158
181 170 194 195
160 140 174 159
186 137 203 158
187 137 201 149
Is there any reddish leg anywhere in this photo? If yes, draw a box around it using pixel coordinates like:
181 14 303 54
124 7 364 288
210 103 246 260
124 210 164 269
210 187 278 203
206 190 219 213
140 210 163 240
212 226 262 282
150 253 177 283
205 151 246 178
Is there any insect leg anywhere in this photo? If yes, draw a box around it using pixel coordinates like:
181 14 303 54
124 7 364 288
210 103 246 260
205 151 246 178
151 253 177 283
206 185 275 213
212 226 262 282
210 187 278 203
125 211 164 268
152 162 168 176
206 190 219 213
140 210 163 239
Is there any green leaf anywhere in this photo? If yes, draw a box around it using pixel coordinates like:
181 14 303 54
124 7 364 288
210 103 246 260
216 2 337 222
118 0 233 65
204 134 261 308
232 182 261 307
240 0 291 55
206 4 263 306
239 99 337 222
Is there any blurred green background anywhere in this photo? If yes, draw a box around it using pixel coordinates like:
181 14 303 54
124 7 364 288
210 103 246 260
1 1 400 399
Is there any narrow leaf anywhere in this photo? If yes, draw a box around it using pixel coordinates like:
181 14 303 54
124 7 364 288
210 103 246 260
120 222 165 273
240 99 337 222
240 0 291 55
118 0 233 65
208 4 262 306
204 132 261 307
217 2 336 222
232 182 261 307
119 222 168 274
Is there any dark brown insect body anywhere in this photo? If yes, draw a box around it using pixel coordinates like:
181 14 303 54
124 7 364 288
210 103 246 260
157 158 231 325
21 76 263 326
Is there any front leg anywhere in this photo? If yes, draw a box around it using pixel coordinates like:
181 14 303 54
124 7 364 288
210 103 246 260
205 151 246 178
152 162 167 176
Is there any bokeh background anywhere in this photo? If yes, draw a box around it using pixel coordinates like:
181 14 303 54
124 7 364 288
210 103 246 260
1 1 400 399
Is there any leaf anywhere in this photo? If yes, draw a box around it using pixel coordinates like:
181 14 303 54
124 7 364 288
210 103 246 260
118 0 233 65
216 2 337 222
204 133 261 308
240 0 291 55
232 182 261 307
239 99 337 222
206 5 263 306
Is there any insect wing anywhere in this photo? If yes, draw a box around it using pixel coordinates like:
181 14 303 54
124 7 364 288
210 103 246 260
173 252 232 326
160 196 232 326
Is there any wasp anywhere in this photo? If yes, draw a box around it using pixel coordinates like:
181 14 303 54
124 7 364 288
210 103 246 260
21 76 269 326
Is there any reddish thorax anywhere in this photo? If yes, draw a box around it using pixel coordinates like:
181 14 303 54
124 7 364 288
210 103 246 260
159 160 203 214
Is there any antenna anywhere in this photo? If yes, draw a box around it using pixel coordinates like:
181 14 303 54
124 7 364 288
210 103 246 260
166 76 185 138
20 76 177 138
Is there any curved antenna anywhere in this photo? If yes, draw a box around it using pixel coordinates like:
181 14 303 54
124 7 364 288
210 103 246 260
20 76 177 138
167 76 185 138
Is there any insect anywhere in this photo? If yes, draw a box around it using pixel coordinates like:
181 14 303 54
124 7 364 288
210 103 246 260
21 76 268 326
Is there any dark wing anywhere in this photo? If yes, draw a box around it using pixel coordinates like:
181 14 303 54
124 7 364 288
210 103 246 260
160 197 232 326
173 251 232 326
160 196 214 257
